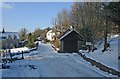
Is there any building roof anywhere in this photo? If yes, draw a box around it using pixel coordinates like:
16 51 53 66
0 32 20 39
47 30 55 34
60 29 83 41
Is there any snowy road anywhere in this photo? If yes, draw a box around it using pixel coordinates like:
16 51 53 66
2 43 108 77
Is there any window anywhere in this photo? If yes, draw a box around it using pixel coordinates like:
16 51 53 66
1 36 7 40
13 35 17 39
8 35 12 40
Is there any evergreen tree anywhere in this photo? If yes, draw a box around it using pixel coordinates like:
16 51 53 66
26 33 35 48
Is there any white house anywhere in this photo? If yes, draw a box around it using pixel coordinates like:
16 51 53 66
46 30 55 41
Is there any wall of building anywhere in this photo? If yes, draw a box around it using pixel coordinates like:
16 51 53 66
46 30 55 41
0 39 19 49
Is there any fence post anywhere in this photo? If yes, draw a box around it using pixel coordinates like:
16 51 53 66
9 49 12 63
21 51 24 59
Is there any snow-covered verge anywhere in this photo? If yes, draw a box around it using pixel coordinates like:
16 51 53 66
1 41 41 59
1 43 117 77
1 47 30 59
10 41 41 53
10 47 29 53
80 35 119 71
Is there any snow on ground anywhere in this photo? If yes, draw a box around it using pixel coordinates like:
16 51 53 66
1 47 30 59
80 35 119 71
10 47 29 53
7 41 41 54
1 43 117 77
1 41 42 59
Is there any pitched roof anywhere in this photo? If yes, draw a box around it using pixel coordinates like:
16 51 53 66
60 29 83 40
0 32 20 39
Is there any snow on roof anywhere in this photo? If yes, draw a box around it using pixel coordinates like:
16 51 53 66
60 30 73 40
0 32 20 39
60 29 82 40
47 30 54 34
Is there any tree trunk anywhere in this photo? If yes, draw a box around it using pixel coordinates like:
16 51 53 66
118 23 120 34
103 20 108 52
104 31 108 51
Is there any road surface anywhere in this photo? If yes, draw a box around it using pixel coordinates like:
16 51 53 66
2 43 106 77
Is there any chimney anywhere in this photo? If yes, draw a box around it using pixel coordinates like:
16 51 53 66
2 28 5 33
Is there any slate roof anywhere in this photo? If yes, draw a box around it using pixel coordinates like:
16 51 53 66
0 32 20 39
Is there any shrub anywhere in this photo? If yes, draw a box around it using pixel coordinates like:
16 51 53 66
26 42 35 48
53 38 60 49
26 33 36 48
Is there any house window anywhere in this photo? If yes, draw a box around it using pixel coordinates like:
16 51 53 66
1 36 7 40
13 35 17 39
8 35 12 40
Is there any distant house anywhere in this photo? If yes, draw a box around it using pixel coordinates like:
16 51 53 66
46 30 55 41
60 29 83 53
0 28 20 50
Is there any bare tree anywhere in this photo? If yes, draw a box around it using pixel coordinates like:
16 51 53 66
33 28 43 38
19 28 28 41
70 2 114 51
54 9 71 35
